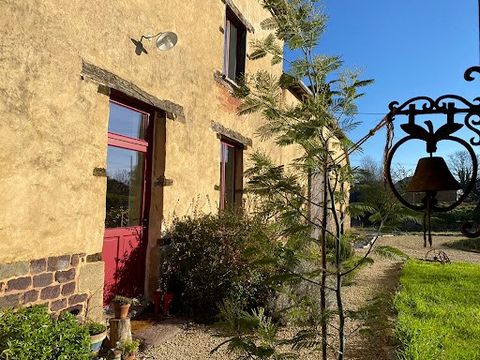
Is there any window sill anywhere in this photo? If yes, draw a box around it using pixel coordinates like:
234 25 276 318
214 71 240 93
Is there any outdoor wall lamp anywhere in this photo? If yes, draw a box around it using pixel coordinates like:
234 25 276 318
384 66 480 245
132 31 178 55
140 31 178 51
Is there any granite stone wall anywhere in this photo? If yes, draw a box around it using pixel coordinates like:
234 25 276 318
0 253 104 318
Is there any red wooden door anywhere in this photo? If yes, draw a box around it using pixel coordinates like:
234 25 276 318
103 100 152 304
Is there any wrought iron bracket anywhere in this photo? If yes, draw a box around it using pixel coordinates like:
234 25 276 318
385 66 480 237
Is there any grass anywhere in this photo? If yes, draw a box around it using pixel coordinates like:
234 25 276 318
445 238 480 253
394 260 480 360
374 245 409 261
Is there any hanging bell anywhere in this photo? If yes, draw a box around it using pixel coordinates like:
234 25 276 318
406 156 460 248
406 156 461 193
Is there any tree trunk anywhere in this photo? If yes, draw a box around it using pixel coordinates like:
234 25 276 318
328 172 346 360
320 162 329 360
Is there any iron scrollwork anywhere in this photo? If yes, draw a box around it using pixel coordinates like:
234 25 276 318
385 66 480 238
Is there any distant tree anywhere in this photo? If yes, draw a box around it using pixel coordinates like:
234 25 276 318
448 150 474 189
351 157 419 229
447 150 480 201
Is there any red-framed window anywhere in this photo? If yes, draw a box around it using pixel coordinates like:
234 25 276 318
220 139 243 210
224 7 247 82
105 99 152 229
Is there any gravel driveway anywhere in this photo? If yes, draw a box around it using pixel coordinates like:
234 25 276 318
378 234 480 263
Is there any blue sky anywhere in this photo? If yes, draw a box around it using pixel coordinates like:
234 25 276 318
313 0 479 170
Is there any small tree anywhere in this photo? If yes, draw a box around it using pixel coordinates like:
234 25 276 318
215 1 375 359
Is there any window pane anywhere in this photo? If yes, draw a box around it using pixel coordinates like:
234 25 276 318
228 21 238 80
222 142 236 208
108 102 148 139
105 146 144 228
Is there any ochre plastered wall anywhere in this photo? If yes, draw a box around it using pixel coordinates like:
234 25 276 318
0 0 302 302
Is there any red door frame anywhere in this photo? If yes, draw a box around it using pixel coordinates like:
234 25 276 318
220 140 236 210
103 93 155 303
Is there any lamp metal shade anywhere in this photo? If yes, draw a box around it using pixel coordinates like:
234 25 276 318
406 156 461 193
156 32 178 51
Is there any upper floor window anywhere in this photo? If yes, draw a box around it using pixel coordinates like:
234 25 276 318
224 7 247 82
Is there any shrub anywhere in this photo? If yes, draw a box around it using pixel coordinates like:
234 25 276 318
374 245 409 260
445 237 480 252
0 305 90 360
111 295 137 305
118 339 140 357
326 233 355 263
159 212 278 323
86 321 107 335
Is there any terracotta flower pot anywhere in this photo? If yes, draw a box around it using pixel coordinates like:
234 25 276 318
124 354 136 360
114 303 131 319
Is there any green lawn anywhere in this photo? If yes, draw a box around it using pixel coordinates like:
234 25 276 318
445 237 480 253
394 260 480 360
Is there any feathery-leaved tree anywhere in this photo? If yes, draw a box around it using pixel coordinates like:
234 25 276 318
213 1 376 360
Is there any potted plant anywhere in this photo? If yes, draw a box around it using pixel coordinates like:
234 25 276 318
86 321 108 356
117 339 140 360
111 296 136 319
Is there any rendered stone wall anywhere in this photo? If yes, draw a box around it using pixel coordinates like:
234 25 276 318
0 0 293 267
0 0 340 307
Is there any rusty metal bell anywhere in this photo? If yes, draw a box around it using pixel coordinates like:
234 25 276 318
406 156 461 193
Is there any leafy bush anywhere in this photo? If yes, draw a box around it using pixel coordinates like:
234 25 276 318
0 305 90 360
326 233 354 262
118 339 140 356
445 237 480 252
373 245 409 260
86 321 107 335
159 212 278 323
111 295 137 305
430 204 478 232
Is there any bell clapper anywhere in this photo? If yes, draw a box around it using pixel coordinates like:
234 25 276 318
422 191 437 247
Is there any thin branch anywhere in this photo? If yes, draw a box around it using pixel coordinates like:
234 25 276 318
340 219 385 277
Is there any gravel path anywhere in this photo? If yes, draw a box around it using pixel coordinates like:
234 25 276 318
378 234 480 263
138 234 479 359
139 324 231 360
341 255 402 360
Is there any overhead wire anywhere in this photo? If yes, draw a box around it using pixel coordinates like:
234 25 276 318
331 0 480 169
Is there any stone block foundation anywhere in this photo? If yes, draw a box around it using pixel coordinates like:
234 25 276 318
0 253 104 319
